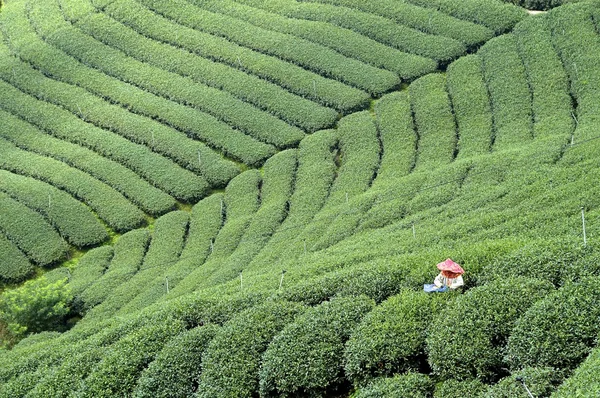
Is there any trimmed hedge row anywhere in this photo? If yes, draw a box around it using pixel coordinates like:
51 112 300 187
426 277 554 381
506 277 600 371
7 2 272 169
344 290 447 386
354 372 433 398
410 73 457 171
549 3 600 144
0 107 174 217
325 111 380 208
258 0 466 62
141 0 400 95
134 324 220 398
373 91 416 188
501 0 580 10
140 211 189 271
28 1 305 149
434 378 487 398
403 0 527 34
80 5 339 133
513 16 574 140
118 194 227 313
0 233 33 283
0 135 147 232
76 229 150 312
0 39 239 188
482 367 565 398
112 0 370 113
198 301 306 398
197 0 437 80
0 77 209 202
259 296 375 397
301 0 494 47
446 55 493 157
79 320 187 397
69 246 114 304
0 191 68 266
552 346 600 397
479 34 533 150
0 169 108 247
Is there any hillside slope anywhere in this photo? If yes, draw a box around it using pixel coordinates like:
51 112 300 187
1 0 600 396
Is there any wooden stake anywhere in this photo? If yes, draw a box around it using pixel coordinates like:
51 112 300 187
582 207 587 247
279 270 286 290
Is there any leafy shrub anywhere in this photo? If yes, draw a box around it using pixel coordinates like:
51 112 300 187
426 277 554 381
478 238 600 286
200 0 437 81
80 319 187 397
0 191 69 266
144 0 400 95
434 378 487 398
505 277 600 371
482 367 565 398
134 324 219 398
552 346 600 397
353 372 433 398
259 296 375 397
479 34 533 150
344 290 448 386
501 0 582 10
0 109 171 220
0 233 33 284
197 301 306 398
0 277 72 347
69 246 114 301
410 73 457 171
446 55 493 157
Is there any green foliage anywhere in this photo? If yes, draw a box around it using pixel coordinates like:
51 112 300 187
0 277 72 346
259 296 375 397
344 290 447 386
482 367 565 398
69 246 114 305
199 0 437 81
0 233 34 284
145 0 400 95
298 0 494 47
410 73 457 171
0 191 68 266
0 170 108 247
403 0 527 34
0 109 173 219
479 34 533 150
80 319 187 397
501 0 582 10
373 91 416 187
198 301 306 398
80 2 338 133
353 372 433 398
513 16 574 140
434 379 487 398
446 55 493 157
426 277 554 381
237 0 466 63
134 324 219 398
552 346 600 397
506 277 600 371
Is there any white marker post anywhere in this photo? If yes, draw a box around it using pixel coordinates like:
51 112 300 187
279 270 286 290
165 277 169 293
582 207 587 247
240 271 243 290
412 222 416 239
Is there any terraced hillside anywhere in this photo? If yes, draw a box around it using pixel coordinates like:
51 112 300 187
1 0 600 396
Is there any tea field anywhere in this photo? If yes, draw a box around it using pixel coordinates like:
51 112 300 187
1 0 600 396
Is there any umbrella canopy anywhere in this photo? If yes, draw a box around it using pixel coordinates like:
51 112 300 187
436 258 464 275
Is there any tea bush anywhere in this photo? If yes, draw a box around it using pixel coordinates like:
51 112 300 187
344 290 447 386
0 234 33 283
353 372 433 398
197 301 306 398
506 277 600 371
134 324 219 398
482 367 565 398
434 379 487 398
259 296 375 397
552 346 600 397
426 277 554 381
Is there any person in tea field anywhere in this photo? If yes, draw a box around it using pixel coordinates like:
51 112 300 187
424 258 465 293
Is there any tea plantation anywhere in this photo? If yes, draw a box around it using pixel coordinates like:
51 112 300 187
1 0 600 396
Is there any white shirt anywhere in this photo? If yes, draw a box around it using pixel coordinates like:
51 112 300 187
434 273 464 289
